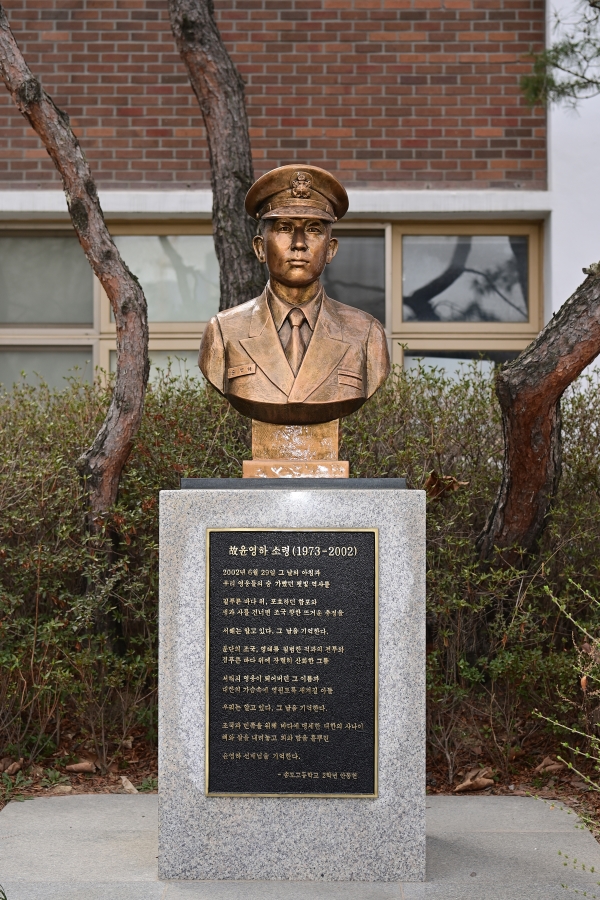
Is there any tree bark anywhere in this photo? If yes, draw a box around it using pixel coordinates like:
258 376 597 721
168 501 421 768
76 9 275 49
477 264 600 559
169 0 265 310
0 5 149 523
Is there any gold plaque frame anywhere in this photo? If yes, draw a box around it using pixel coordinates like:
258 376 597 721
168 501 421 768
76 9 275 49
205 527 379 798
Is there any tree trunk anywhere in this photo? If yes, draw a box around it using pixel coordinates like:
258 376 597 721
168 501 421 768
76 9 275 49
169 0 265 310
477 264 600 559
0 6 149 523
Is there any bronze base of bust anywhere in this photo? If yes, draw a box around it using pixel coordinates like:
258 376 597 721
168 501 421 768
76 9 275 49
242 420 349 478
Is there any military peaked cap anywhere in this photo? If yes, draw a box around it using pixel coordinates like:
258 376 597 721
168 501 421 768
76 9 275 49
245 164 349 223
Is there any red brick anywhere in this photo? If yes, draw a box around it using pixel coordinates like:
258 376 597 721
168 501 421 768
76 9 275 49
0 0 546 189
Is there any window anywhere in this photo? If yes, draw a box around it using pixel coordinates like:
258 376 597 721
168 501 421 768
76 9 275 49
391 223 542 368
98 225 216 376
403 349 520 378
109 348 202 384
0 221 542 390
402 236 528 324
112 235 219 323
322 230 386 325
0 233 93 325
0 346 93 389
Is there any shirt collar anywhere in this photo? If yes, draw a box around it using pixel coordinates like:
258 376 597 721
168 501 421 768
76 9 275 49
267 282 323 332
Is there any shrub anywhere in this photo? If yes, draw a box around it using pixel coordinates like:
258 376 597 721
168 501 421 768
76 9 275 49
1 363 599 783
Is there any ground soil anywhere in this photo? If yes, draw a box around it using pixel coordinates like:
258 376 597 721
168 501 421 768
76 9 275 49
0 729 158 811
3 733 600 839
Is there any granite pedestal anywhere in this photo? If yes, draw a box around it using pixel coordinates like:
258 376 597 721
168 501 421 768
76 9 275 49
159 481 425 883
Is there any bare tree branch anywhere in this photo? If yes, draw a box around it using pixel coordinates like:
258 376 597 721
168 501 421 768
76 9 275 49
0 5 149 522
169 0 265 310
403 237 472 321
478 263 600 559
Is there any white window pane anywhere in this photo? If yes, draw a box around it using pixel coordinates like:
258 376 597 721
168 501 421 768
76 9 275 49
404 355 495 380
114 235 220 322
0 235 93 325
404 351 519 380
0 347 93 389
402 235 528 323
321 231 385 325
109 349 202 384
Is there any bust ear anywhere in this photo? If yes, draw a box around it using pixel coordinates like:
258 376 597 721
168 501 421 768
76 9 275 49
253 234 266 263
326 237 339 264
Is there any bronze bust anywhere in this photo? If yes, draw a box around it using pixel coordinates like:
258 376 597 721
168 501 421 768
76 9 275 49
199 164 390 426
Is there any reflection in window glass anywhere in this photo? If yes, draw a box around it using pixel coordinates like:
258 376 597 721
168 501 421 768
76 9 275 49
114 235 220 322
402 236 528 323
321 231 385 325
404 350 519 380
0 235 92 324
0 347 93 389
110 350 202 384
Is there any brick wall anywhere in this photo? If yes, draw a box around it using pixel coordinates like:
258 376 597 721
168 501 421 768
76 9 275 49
0 0 546 191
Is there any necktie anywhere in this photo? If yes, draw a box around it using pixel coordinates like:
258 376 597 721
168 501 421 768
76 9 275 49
285 308 306 376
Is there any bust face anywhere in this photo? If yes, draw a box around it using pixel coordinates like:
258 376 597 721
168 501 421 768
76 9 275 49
252 217 339 290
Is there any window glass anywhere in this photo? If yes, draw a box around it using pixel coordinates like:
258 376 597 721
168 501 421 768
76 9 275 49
321 231 385 325
114 235 220 322
0 235 92 325
402 235 528 323
0 347 93 389
109 349 202 384
404 349 520 379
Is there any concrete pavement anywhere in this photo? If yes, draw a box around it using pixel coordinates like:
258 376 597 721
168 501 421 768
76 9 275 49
1 794 599 899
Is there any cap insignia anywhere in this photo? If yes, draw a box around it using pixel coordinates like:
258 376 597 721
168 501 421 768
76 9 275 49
290 171 312 199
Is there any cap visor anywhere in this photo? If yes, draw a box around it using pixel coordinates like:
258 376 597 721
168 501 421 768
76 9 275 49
260 205 335 222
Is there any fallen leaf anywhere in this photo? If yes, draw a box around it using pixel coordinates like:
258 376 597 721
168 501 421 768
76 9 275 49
122 739 133 750
533 756 560 774
4 758 23 776
543 763 565 774
570 778 591 791
120 776 138 794
454 767 495 792
49 784 73 795
30 765 44 778
0 757 13 773
66 760 96 773
424 471 469 500
455 776 495 793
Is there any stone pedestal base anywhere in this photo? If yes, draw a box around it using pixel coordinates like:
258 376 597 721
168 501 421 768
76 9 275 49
159 484 425 883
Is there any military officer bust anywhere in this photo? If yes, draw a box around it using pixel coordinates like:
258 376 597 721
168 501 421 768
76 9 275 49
199 164 391 426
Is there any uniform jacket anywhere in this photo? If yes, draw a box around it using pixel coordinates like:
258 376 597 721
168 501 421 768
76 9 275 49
199 287 390 425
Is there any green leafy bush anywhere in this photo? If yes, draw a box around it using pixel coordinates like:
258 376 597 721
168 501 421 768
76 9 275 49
1 362 599 783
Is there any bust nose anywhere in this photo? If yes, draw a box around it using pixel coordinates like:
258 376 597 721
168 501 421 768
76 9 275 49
291 226 307 250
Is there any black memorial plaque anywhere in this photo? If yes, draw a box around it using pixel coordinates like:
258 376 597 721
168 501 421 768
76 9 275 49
206 529 377 796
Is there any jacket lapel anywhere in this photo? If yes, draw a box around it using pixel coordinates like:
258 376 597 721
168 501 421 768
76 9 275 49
287 294 350 403
240 290 295 397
